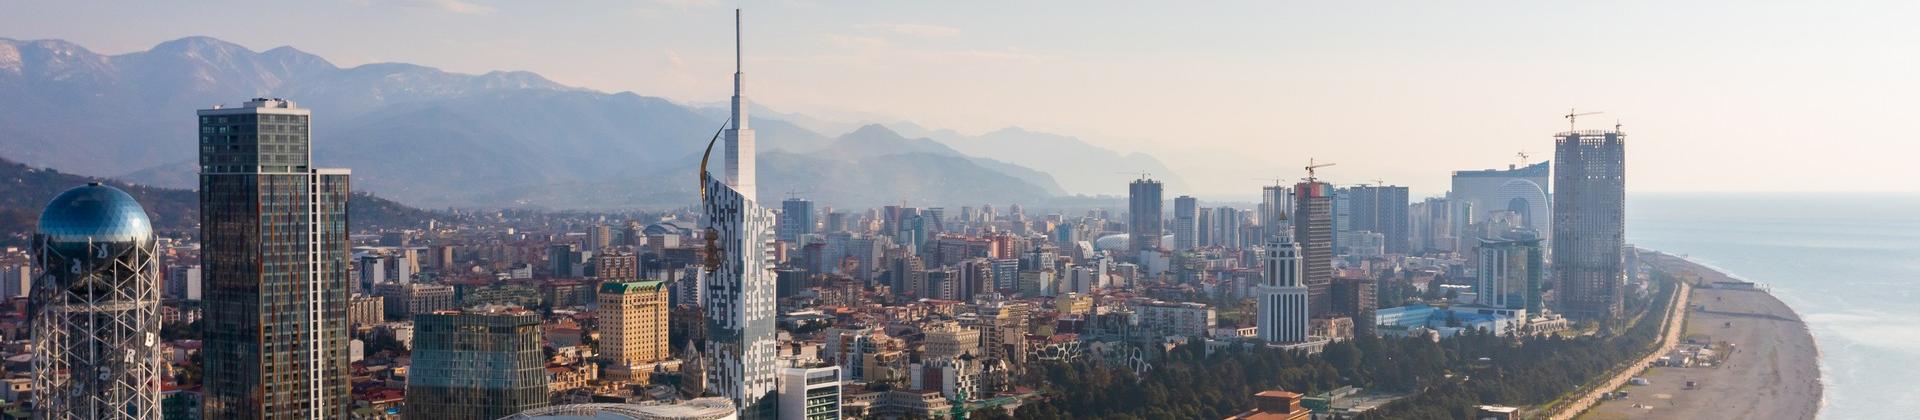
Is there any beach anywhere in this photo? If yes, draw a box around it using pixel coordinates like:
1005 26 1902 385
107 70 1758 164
1580 252 1822 420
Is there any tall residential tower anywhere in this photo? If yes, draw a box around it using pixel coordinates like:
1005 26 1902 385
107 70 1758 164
1551 129 1627 321
1128 177 1163 254
198 98 351 418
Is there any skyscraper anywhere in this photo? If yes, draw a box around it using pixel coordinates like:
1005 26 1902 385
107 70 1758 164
1208 207 1243 249
702 10 779 419
1478 232 1544 314
1552 128 1627 321
407 307 549 420
198 98 351 418
1256 239 1309 343
1349 185 1411 254
1172 196 1198 251
1293 181 1334 317
1128 177 1163 254
779 198 814 243
1259 185 1291 242
32 184 163 419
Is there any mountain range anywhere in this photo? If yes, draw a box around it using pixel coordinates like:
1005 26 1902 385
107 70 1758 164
0 35 1169 209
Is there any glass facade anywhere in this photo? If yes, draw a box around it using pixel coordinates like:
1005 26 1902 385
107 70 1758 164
406 310 549 420
199 99 352 419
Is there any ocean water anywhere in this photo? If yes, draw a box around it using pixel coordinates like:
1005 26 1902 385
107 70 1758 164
1627 193 1920 420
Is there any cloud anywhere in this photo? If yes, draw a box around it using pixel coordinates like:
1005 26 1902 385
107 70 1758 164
653 0 717 9
827 34 890 49
853 23 961 38
664 49 687 70
355 0 496 15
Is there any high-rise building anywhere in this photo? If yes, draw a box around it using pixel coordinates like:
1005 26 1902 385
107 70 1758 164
1259 185 1292 242
1255 239 1309 343
1172 196 1198 251
1552 129 1627 321
198 98 351 418
1451 161 1551 244
1208 207 1243 248
32 184 163 419
595 250 639 281
1128 177 1164 253
780 198 815 243
1348 185 1411 254
702 10 779 418
599 281 672 381
549 244 580 278
1478 232 1545 314
1293 181 1334 317
407 307 549 420
776 366 843 420
1331 188 1351 254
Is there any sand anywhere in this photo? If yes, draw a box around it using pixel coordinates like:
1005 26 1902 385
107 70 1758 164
1579 252 1822 420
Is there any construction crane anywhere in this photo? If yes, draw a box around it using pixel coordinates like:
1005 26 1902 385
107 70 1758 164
1370 178 1387 188
1303 158 1336 183
1564 108 1603 131
1113 171 1153 180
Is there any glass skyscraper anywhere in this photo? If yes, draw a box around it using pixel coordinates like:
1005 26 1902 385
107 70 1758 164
198 98 351 418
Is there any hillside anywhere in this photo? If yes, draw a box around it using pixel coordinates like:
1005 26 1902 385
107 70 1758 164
0 156 435 246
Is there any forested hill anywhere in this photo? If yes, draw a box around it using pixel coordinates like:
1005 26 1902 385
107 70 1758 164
0 156 435 246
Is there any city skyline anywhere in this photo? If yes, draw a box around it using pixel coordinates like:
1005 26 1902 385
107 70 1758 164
0 3 1873 419
4 1 1913 196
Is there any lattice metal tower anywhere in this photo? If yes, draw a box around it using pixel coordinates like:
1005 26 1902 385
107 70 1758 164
31 183 162 419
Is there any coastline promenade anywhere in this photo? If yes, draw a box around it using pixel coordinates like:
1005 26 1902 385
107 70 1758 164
1576 252 1822 420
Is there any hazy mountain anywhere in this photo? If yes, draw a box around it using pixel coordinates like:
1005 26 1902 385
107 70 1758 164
0 36 1063 209
921 126 1187 195
0 155 433 246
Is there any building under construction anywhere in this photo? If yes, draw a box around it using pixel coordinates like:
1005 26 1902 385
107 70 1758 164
1551 128 1628 321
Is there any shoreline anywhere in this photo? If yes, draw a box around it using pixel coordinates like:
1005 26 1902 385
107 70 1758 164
1579 250 1823 420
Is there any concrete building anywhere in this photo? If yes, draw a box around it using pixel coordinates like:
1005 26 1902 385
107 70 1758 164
596 250 639 282
780 198 815 243
376 282 456 319
1293 181 1335 317
1259 185 1292 243
1128 177 1164 253
407 307 549 420
1139 301 1216 339
198 98 351 418
1451 161 1551 244
1552 129 1627 321
1347 185 1410 254
1172 196 1198 251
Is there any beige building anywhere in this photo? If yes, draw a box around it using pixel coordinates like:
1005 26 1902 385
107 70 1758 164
921 320 982 360
596 280 671 382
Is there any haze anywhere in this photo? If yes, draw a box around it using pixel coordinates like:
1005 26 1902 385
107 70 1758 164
4 0 1914 197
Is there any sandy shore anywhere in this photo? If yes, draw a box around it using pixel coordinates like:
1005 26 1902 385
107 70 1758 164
1580 252 1822 420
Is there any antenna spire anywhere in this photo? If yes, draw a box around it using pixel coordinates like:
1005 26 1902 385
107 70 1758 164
734 9 742 73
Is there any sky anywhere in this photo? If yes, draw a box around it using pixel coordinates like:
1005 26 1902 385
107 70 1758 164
3 0 1916 199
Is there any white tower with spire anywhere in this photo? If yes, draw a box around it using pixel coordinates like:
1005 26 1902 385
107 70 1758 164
701 9 779 419
725 8 756 199
1257 238 1310 343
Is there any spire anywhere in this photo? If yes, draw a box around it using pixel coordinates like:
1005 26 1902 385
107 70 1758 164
724 8 756 196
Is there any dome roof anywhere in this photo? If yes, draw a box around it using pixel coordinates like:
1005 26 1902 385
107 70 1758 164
37 183 153 254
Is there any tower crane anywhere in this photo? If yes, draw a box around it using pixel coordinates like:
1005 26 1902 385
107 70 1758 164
1303 158 1336 183
1564 108 1603 131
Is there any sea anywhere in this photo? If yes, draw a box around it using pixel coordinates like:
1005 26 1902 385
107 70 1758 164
1628 193 1920 420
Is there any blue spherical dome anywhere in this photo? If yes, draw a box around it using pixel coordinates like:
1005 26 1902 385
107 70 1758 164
36 183 154 257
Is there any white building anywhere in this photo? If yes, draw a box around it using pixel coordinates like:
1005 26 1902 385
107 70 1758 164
703 11 779 418
1257 239 1311 343
777 366 842 420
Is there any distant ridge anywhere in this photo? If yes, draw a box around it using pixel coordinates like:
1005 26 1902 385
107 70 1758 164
0 36 1069 209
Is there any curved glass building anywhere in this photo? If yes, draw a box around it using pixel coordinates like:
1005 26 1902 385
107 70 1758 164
31 183 162 419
